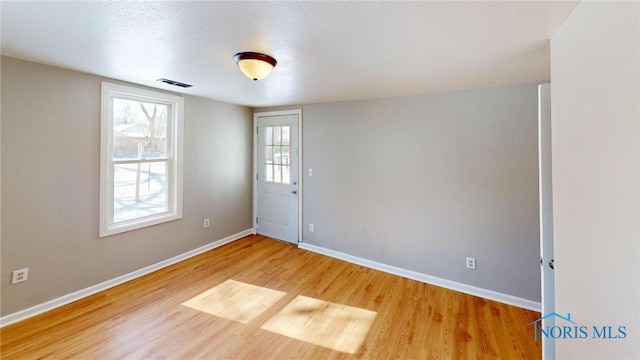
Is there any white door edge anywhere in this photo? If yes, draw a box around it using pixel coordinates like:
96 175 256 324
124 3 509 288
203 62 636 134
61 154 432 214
538 83 555 360
253 109 303 243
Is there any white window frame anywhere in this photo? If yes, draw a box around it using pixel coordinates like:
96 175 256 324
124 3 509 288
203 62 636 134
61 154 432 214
99 82 184 237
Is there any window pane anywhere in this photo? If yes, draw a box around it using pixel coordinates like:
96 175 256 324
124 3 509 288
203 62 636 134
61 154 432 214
282 146 290 166
113 161 168 222
266 127 273 146
282 126 290 145
274 126 281 145
113 99 168 160
265 145 273 164
282 165 290 184
274 145 281 165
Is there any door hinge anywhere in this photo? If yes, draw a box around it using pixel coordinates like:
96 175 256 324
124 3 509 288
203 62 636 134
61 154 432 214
256 173 259 181
256 217 258 224
256 127 259 134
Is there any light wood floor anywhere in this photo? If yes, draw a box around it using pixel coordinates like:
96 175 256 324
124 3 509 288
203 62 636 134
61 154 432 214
1 235 541 359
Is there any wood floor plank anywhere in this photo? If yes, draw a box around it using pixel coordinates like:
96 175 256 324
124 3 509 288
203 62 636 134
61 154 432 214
0 235 541 359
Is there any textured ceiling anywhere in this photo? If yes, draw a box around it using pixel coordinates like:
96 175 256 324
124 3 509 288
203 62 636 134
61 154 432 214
0 1 576 107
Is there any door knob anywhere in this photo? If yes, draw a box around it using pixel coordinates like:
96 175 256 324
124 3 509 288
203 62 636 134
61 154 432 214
548 259 554 270
291 190 297 194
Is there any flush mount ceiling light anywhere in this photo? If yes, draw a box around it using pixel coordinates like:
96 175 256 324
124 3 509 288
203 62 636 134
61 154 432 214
233 52 277 81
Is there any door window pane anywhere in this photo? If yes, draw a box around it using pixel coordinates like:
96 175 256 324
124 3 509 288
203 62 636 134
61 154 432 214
274 145 281 164
282 126 290 145
266 146 273 163
266 127 273 146
274 127 281 145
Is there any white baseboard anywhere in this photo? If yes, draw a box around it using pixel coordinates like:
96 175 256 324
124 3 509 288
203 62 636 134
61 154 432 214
0 228 257 327
298 242 541 312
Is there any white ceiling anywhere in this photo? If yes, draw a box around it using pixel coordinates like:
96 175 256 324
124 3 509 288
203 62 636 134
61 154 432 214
1 1 576 107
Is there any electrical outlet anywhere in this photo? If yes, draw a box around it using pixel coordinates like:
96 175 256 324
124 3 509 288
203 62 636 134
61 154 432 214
309 223 314 232
466 257 476 270
204 218 210 228
11 268 28 284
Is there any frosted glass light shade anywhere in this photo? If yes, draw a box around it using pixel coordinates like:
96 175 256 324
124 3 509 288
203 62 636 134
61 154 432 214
234 52 277 81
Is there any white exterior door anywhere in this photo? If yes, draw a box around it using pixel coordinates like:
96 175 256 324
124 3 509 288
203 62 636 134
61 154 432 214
538 84 555 359
255 111 300 244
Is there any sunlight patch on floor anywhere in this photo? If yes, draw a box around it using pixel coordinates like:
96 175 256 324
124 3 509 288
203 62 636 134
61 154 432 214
260 295 377 354
182 279 286 324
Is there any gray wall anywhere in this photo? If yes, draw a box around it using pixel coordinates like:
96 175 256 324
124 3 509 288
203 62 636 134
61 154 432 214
0 57 253 315
262 83 541 302
551 2 639 358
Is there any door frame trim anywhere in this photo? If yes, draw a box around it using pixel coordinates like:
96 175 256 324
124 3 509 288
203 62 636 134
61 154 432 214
253 109 303 243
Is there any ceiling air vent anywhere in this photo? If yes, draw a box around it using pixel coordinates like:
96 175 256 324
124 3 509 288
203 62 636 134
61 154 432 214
157 78 193 88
